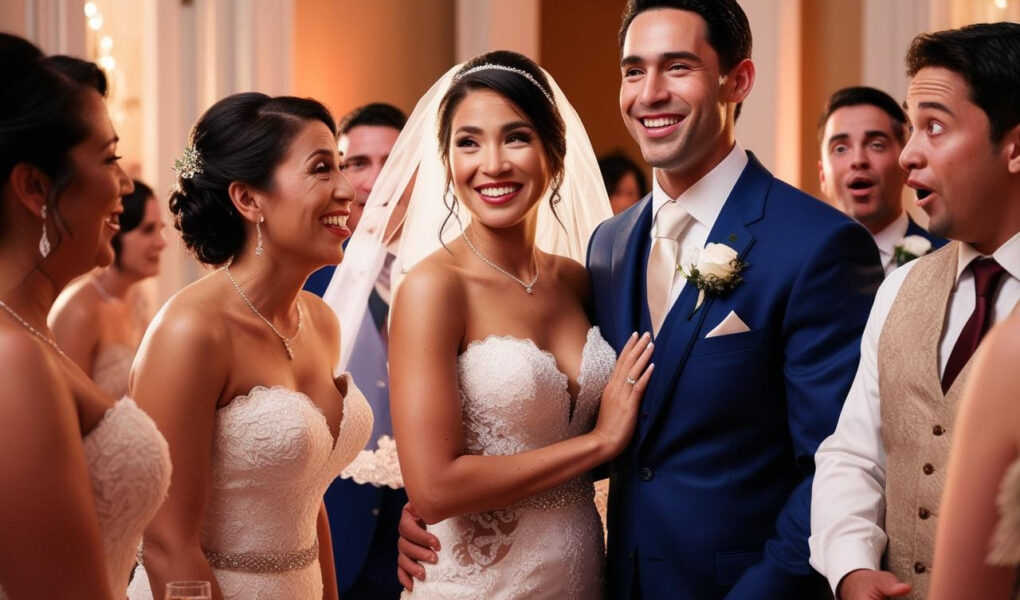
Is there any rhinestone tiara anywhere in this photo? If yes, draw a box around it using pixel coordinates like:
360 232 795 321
456 63 554 103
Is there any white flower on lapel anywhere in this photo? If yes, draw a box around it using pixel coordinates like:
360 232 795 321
678 242 747 316
893 235 933 267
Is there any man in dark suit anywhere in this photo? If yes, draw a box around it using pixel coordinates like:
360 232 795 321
818 86 947 275
586 1 884 598
304 103 407 600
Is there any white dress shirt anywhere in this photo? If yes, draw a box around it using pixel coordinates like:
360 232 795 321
809 232 1020 593
650 142 748 310
872 211 910 276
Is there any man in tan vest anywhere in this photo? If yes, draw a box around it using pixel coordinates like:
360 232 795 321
809 22 1020 600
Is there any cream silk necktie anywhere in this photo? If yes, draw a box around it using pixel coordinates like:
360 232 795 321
647 201 690 336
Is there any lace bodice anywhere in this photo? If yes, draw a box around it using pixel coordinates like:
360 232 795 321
458 326 614 457
129 374 372 600
404 326 615 599
91 343 134 399
0 398 171 599
201 376 372 553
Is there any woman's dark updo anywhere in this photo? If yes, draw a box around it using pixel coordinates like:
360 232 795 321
0 34 108 238
170 92 336 265
437 50 567 232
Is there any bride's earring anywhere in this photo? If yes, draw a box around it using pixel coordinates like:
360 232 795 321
255 215 264 256
39 204 51 258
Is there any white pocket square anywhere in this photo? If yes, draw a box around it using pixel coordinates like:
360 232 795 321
705 310 750 338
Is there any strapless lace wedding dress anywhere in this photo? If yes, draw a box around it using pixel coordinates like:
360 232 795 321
403 326 615 600
0 398 171 599
128 374 373 600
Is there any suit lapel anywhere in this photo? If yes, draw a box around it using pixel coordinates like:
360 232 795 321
610 196 654 347
635 153 771 451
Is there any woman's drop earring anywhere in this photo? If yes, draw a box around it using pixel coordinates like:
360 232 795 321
39 204 51 258
255 215 264 256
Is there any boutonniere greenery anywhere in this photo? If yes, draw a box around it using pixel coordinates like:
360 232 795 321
678 242 747 317
893 235 933 267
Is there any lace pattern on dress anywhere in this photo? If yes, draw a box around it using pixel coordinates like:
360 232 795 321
403 327 613 599
127 377 372 600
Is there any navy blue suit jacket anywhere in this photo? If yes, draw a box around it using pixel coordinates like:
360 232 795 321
587 154 883 599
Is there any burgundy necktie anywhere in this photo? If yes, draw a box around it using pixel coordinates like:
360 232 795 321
941 258 1007 393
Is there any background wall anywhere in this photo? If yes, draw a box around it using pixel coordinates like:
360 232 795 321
292 0 455 123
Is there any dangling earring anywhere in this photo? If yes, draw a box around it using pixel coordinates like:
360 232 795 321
39 204 51 258
255 215 264 256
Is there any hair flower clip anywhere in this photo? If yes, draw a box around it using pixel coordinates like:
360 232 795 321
174 146 203 180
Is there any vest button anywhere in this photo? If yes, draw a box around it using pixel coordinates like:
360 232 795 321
914 561 926 574
639 467 654 481
932 424 944 436
626 550 636 560
923 463 935 475
918 507 930 520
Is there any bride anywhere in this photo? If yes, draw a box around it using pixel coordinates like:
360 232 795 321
335 51 653 599
127 93 371 600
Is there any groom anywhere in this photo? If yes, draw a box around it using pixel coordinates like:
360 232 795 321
586 1 882 598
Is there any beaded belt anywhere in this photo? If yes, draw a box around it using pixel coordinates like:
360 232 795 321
515 477 594 511
203 538 319 573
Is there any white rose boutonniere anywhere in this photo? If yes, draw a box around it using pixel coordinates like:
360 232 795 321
678 242 747 317
893 235 933 267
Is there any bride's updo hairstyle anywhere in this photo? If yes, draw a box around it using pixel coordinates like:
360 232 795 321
170 92 336 265
436 50 567 226
0 34 107 243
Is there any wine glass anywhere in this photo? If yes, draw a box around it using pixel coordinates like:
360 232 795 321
165 581 211 600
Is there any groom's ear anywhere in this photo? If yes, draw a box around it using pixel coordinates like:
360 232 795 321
724 58 755 106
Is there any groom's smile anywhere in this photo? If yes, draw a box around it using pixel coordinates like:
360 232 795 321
619 8 751 193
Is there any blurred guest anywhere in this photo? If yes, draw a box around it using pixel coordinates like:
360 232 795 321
51 180 167 398
598 151 648 214
930 315 1020 600
0 35 169 599
811 22 1020 600
818 86 945 275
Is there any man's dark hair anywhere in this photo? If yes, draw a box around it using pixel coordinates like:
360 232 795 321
339 103 407 135
906 22 1020 143
817 86 908 146
618 0 752 120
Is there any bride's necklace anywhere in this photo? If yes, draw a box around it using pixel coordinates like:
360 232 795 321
223 261 303 360
462 228 539 295
0 299 68 359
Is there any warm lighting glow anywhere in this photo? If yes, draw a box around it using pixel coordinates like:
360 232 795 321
88 15 104 31
995 0 1008 8
84 2 97 18
100 35 114 52
98 55 116 71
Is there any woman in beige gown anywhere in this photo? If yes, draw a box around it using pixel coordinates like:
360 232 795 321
51 180 167 398
931 314 1020 599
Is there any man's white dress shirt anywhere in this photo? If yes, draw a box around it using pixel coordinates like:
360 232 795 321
650 142 747 311
809 232 1020 593
872 211 910 276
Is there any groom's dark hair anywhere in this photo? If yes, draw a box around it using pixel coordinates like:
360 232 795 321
906 22 1020 144
618 0 751 71
618 0 752 120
